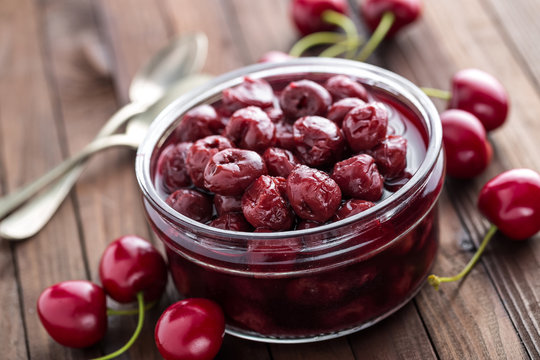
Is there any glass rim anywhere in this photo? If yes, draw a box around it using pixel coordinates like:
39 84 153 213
135 58 442 240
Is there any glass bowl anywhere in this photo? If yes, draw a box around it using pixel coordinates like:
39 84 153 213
135 58 444 343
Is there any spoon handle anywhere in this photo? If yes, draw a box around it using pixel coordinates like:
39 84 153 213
0 129 141 221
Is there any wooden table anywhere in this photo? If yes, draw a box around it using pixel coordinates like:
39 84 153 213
1 0 539 358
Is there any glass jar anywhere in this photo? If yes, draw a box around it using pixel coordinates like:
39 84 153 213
136 58 444 343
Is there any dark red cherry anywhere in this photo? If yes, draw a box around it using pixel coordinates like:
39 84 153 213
166 189 213 223
214 194 242 215
360 0 422 36
440 109 491 179
331 154 383 201
287 165 342 223
333 199 375 221
185 135 233 188
242 175 294 231
174 104 225 142
262 147 299 178
367 135 407 178
291 0 349 36
324 75 368 102
155 298 225 360
99 235 168 303
293 115 344 167
265 106 285 123
280 80 332 119
204 148 267 196
327 97 366 126
157 142 192 193
258 51 294 63
478 169 540 240
37 280 107 348
209 213 253 231
342 102 388 152
225 106 275 152
222 77 275 114
449 68 509 131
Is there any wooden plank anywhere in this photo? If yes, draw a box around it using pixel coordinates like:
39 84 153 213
481 0 540 88
348 303 436 359
415 193 526 359
0 0 96 358
379 0 540 357
38 0 173 358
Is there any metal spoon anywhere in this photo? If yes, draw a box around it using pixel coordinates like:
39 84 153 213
0 73 212 240
0 33 207 221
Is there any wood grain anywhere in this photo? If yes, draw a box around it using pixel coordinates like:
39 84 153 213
0 0 97 358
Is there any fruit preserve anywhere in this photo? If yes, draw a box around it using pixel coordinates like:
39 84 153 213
136 59 444 343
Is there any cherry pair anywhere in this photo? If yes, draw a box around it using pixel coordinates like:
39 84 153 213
429 168 540 289
37 236 167 353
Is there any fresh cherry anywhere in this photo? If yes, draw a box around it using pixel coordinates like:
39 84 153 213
99 235 168 303
293 115 344 167
360 0 422 36
287 165 342 223
324 75 368 102
449 68 509 131
155 298 225 360
225 106 275 152
204 148 267 196
429 169 540 290
478 168 540 240
280 79 332 119
440 109 492 178
222 76 275 114
357 0 422 61
166 189 213 223
342 102 388 152
291 0 349 36
37 280 107 348
242 175 294 231
331 154 384 201
174 104 225 142
157 142 192 193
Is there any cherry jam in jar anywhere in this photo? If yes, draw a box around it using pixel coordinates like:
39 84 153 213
136 59 444 343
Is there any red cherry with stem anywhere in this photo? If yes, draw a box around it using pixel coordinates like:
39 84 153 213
99 235 168 303
478 169 540 240
37 280 107 348
428 169 540 290
358 0 422 60
440 109 492 179
291 0 349 36
449 68 509 132
155 298 225 360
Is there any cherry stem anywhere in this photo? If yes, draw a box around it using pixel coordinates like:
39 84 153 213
319 36 364 58
107 300 157 316
289 32 346 57
421 87 452 101
92 292 145 360
356 11 395 62
321 10 358 58
428 224 498 290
